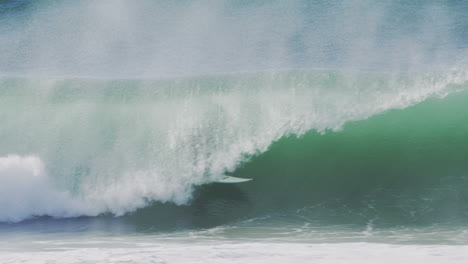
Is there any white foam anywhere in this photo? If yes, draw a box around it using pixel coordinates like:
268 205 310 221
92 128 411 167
1 241 468 264
0 155 91 222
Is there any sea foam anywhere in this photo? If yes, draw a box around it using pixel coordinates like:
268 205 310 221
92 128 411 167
0 155 90 222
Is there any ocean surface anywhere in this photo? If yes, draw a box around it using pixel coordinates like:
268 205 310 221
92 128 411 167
1 0 468 263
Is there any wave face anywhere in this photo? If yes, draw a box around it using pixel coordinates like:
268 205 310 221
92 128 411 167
230 87 468 227
0 71 467 223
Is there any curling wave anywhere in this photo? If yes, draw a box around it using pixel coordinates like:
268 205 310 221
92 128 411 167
0 70 467 222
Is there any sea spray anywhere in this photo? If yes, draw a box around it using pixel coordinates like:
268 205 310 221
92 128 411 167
0 155 91 222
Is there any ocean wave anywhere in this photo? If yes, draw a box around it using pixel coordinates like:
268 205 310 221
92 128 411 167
0 70 467 222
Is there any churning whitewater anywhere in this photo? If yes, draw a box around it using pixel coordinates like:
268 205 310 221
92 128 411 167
0 70 467 222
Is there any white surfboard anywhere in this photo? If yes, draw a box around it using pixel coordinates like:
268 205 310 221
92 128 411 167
216 175 252 183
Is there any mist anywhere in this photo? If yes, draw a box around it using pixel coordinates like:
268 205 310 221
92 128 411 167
0 0 466 77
